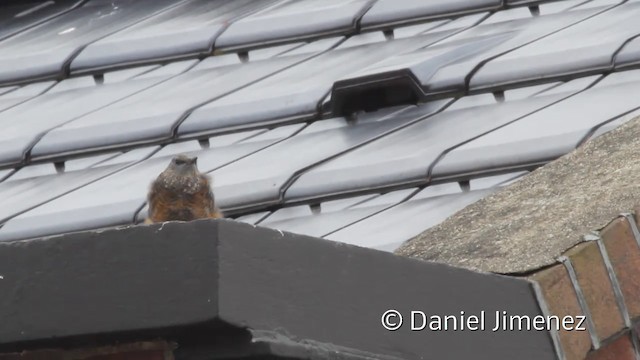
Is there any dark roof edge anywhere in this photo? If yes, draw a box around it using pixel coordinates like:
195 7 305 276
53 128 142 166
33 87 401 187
0 219 556 359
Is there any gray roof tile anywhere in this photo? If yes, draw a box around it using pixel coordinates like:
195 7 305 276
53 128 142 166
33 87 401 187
331 2 614 111
0 66 183 167
214 0 372 51
260 189 415 239
471 0 632 89
289 86 582 202
33 44 331 160
325 172 523 251
613 35 640 69
0 163 128 227
327 186 495 250
70 0 279 74
0 1 83 42
212 102 448 211
0 128 298 242
360 0 501 31
0 0 181 85
0 81 55 113
178 29 460 138
2 0 639 257
432 75 618 179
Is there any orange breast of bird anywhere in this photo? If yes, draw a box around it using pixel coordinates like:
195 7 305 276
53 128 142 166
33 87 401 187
147 175 221 223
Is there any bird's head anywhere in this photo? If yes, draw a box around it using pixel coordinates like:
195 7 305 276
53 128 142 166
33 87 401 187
169 154 199 175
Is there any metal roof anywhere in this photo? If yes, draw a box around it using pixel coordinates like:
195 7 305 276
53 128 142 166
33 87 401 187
1 0 639 254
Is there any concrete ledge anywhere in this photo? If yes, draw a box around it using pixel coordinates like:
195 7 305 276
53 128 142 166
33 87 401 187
0 219 556 359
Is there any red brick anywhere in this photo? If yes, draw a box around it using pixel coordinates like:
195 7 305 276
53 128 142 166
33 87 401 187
567 241 625 341
0 341 174 360
601 216 640 320
530 263 592 360
0 350 63 360
585 332 637 360
86 350 169 360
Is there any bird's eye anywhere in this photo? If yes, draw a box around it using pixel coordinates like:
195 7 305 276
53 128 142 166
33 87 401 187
175 159 185 165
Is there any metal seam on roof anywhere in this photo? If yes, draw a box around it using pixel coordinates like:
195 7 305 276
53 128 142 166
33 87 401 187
428 76 599 182
60 0 194 78
464 1 619 92
0 0 85 42
171 37 347 140
320 187 422 238
24 62 200 165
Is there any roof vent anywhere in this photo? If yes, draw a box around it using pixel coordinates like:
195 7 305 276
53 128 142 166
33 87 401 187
330 71 423 116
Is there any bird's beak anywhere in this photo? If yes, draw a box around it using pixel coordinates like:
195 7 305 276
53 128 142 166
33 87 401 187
191 157 198 165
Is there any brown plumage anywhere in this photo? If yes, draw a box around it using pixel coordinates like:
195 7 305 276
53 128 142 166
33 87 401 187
145 154 223 224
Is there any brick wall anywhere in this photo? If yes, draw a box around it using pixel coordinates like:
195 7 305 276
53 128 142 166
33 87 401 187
530 211 640 360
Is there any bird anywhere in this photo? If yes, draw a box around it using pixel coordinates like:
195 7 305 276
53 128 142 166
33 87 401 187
145 154 223 224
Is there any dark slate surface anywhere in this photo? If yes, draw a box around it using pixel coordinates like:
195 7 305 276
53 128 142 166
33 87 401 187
1 0 639 256
70 0 279 74
0 220 557 359
0 0 182 85
0 1 83 41
360 0 501 30
214 0 373 51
